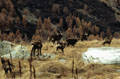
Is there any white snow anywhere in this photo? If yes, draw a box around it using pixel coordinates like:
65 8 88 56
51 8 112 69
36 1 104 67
82 47 120 64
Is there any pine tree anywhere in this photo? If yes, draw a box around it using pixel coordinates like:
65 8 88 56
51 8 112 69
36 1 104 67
24 34 28 42
63 7 69 15
9 4 15 17
15 17 20 26
24 9 29 15
78 25 84 40
37 17 42 29
75 17 81 27
59 18 63 27
22 16 27 27
52 4 60 15
0 0 3 8
7 32 15 42
66 28 73 38
100 31 105 39
106 27 112 37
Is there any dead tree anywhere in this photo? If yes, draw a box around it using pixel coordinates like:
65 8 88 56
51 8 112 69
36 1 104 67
75 67 78 79
103 36 113 45
28 59 36 79
33 66 36 79
72 59 75 78
28 59 32 79
19 60 22 77
31 40 43 56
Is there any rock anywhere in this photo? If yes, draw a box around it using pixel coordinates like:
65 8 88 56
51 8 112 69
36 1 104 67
59 58 66 63
39 53 56 60
0 41 12 56
82 47 120 64
0 41 29 59
2 45 30 59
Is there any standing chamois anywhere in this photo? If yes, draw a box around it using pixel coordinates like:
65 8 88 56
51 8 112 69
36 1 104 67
103 36 113 45
66 38 78 46
56 42 67 54
49 33 63 44
31 40 43 56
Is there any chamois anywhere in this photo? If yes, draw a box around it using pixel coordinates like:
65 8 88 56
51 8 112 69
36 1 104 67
103 36 113 45
66 38 78 46
49 33 63 44
56 42 67 54
31 40 43 56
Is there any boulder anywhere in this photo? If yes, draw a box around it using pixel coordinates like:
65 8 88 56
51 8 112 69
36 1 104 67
0 41 12 56
82 47 120 64
39 53 56 60
2 45 30 59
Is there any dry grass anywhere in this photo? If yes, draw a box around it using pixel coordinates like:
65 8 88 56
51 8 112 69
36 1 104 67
1 38 120 79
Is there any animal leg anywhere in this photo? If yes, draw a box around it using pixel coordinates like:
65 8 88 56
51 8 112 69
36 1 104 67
31 48 35 56
102 42 105 46
56 47 58 51
31 48 33 56
62 49 64 54
37 49 39 56
5 69 8 74
33 48 36 56
40 48 42 56
9 67 12 73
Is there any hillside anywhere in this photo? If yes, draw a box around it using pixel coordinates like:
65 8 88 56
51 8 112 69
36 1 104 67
12 0 120 31
1 0 120 79
0 0 120 42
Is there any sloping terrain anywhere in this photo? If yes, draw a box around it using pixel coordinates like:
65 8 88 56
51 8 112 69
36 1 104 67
12 0 120 32
0 0 119 42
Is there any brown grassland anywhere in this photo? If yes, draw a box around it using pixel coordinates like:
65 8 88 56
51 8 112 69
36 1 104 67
1 38 120 79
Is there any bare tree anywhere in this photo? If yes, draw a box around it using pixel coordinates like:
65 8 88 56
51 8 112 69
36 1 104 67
19 60 22 77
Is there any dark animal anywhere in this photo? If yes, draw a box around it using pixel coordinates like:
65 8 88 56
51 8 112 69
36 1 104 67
56 45 65 53
49 34 63 44
1 58 13 74
81 34 88 41
66 38 78 46
56 42 66 54
103 36 113 45
31 40 43 56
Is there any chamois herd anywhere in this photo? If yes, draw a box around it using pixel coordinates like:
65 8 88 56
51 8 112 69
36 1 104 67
0 33 113 78
31 33 114 56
